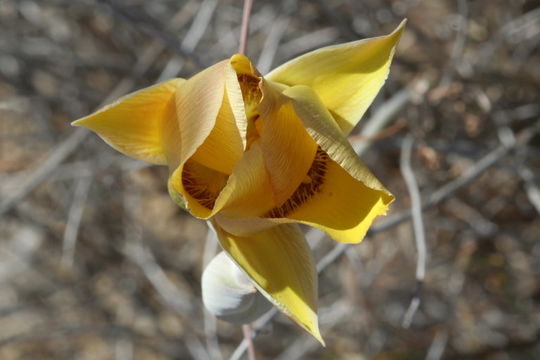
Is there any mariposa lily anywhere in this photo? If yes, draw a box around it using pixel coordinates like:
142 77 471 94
73 20 405 343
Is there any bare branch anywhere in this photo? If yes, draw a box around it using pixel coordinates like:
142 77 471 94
438 0 468 88
61 175 93 268
425 330 449 360
399 135 427 328
242 324 257 360
519 167 540 215
238 0 254 54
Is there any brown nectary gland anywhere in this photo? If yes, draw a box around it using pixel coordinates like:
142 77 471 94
265 147 329 218
182 161 227 210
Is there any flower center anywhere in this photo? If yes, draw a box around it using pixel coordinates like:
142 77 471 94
182 160 228 210
265 147 329 218
237 74 263 149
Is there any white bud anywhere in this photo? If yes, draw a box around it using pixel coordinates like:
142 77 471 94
202 251 272 324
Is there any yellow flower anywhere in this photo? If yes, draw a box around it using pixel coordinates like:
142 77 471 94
73 21 405 343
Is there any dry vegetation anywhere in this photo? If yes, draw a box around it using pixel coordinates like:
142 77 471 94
1 0 539 359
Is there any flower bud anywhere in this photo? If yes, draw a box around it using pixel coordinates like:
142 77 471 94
202 251 272 324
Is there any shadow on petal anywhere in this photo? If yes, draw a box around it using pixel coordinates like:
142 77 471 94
214 223 323 344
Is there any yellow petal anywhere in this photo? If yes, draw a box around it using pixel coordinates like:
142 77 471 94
72 79 183 164
213 141 275 217
169 60 244 217
167 179 186 210
263 85 394 243
257 80 319 205
168 164 212 218
214 214 277 237
188 87 244 175
270 158 391 243
267 20 406 135
172 141 275 220
175 60 229 168
225 60 250 148
227 54 319 207
283 85 392 195
214 223 323 344
230 53 261 77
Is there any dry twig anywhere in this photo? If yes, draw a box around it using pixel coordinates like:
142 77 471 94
399 135 427 328
61 175 93 268
238 0 254 54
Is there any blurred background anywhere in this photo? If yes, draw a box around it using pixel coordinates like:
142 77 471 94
1 0 539 359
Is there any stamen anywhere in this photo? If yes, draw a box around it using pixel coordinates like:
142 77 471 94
265 147 329 218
